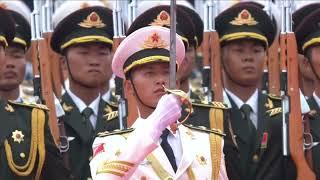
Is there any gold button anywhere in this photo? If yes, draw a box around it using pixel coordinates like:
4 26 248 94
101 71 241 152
252 154 259 162
20 153 26 158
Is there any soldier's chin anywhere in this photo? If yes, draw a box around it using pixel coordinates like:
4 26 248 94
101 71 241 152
0 82 19 91
239 78 259 87
78 80 103 88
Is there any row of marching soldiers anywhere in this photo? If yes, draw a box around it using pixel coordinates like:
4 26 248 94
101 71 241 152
0 0 319 179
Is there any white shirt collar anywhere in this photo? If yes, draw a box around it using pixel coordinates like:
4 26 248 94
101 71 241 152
313 92 320 107
14 96 23 103
101 90 111 102
66 89 100 116
225 88 258 114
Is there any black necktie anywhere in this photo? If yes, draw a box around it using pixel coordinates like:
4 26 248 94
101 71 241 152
240 104 256 135
82 107 94 132
240 104 257 155
160 129 177 172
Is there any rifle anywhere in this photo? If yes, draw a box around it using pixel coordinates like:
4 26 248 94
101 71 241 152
30 0 60 145
268 39 280 95
202 1 212 102
128 0 137 28
303 114 315 170
210 0 223 102
41 1 70 167
261 2 270 94
42 0 64 98
266 0 280 96
280 1 315 179
113 0 128 129
202 0 223 102
262 61 269 94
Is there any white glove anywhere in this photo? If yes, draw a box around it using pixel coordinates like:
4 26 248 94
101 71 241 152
145 94 182 142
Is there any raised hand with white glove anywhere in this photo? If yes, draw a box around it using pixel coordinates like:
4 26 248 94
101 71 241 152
145 93 182 142
91 93 182 180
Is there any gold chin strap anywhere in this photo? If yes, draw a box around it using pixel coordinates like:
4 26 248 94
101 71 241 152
4 108 46 180
162 85 193 133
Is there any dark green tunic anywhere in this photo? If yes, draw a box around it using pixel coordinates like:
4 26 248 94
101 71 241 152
0 100 70 180
224 92 296 180
306 97 320 180
60 93 119 180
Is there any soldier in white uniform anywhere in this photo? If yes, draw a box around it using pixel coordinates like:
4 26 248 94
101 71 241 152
89 26 228 180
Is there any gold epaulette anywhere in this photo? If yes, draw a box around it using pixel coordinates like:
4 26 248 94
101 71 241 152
183 124 225 137
8 100 49 110
268 94 282 101
266 107 282 117
191 100 229 109
97 128 135 137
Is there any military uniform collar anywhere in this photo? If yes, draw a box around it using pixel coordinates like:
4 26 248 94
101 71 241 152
225 88 258 114
187 89 191 98
223 89 232 107
101 89 111 102
131 117 144 129
13 96 23 103
66 89 100 116
313 91 320 108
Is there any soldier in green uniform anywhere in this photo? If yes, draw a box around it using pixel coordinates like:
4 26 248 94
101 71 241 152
50 1 119 179
0 3 70 180
0 1 33 103
215 3 296 180
175 2 230 128
176 1 204 99
293 2 320 98
294 4 320 179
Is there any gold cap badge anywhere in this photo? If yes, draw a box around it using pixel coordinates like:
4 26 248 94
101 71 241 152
78 11 106 28
149 10 170 27
230 9 258 26
142 32 168 49
12 130 24 143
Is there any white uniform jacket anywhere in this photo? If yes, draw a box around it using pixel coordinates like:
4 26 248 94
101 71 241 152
90 118 228 180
